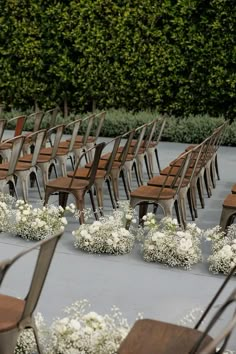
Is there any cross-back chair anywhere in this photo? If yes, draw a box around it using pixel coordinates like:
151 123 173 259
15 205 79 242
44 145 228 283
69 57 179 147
44 142 106 224
0 230 64 354
129 149 192 227
118 264 236 354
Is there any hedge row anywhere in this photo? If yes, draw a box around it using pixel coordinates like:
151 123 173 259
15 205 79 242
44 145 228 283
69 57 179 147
2 109 236 146
0 0 235 118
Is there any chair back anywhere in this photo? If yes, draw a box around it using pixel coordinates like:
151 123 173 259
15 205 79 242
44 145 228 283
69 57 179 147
0 135 26 176
0 119 7 142
24 129 47 167
7 115 27 137
65 118 82 152
93 111 106 140
103 135 122 175
26 111 44 132
143 119 158 150
81 113 96 145
43 124 65 159
43 107 61 130
152 116 167 145
0 231 63 323
131 123 147 158
190 289 236 354
69 142 105 189
119 129 136 165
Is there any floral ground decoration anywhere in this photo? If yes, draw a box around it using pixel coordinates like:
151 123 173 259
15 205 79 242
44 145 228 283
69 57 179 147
141 214 202 269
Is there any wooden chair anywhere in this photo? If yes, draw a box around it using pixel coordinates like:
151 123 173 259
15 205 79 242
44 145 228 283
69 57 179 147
93 129 136 204
68 135 122 213
118 265 236 354
41 107 61 146
129 149 192 227
0 116 26 162
39 118 82 175
219 193 236 232
0 230 63 354
0 135 25 198
44 142 106 224
18 125 65 189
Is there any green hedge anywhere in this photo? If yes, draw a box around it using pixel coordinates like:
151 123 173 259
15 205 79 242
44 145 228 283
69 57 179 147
0 1 235 118
2 109 236 145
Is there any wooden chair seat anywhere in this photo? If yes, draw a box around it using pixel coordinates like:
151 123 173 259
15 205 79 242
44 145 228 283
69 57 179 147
148 175 189 188
220 194 236 231
222 194 236 208
0 294 25 332
19 154 52 164
0 143 13 150
68 168 106 179
118 319 214 354
46 176 90 190
66 135 95 143
86 159 122 170
0 161 32 171
161 166 200 178
231 184 236 194
130 185 176 200
39 147 70 156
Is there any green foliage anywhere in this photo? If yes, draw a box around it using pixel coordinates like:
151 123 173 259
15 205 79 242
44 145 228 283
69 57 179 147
0 0 235 116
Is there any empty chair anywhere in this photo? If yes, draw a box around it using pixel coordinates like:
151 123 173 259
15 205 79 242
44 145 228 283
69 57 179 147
219 194 236 232
44 142 105 224
0 135 25 198
0 230 63 354
118 264 236 354
129 149 192 227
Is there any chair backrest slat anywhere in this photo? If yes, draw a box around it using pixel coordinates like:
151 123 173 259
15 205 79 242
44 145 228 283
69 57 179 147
43 124 65 159
66 118 82 152
25 129 47 167
0 135 26 175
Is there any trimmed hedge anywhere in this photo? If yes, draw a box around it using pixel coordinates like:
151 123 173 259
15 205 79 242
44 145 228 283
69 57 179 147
2 109 236 145
0 1 235 118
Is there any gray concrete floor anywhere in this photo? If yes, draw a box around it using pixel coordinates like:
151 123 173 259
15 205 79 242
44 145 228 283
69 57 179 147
0 135 236 349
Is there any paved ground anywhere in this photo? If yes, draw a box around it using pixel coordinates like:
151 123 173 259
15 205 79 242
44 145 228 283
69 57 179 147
0 135 236 349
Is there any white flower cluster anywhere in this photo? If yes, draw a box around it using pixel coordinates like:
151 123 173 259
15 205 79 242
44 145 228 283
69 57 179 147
73 206 136 255
206 224 236 274
10 201 68 241
143 215 202 269
46 300 129 354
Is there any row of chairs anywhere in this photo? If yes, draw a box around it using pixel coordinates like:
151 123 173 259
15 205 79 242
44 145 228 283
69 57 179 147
128 121 228 228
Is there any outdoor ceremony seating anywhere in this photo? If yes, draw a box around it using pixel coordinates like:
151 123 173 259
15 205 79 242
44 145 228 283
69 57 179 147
129 149 192 227
118 264 236 354
0 230 63 354
44 142 105 224
68 135 122 213
0 135 25 198
39 118 82 175
18 124 65 189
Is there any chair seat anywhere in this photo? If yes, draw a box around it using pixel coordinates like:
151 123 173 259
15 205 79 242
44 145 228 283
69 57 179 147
68 168 106 179
39 147 70 156
66 135 95 143
0 142 13 150
118 319 214 354
0 161 31 171
160 166 200 178
223 194 236 209
86 159 122 170
148 175 189 188
19 154 52 163
46 176 89 190
0 294 25 332
130 185 176 200
231 184 236 194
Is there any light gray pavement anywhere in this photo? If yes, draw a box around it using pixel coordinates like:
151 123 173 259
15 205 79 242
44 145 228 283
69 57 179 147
0 135 236 348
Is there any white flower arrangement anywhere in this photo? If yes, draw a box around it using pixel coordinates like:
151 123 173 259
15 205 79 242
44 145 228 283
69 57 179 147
205 225 236 275
47 300 130 354
9 200 69 241
142 215 202 269
15 301 130 354
73 203 136 255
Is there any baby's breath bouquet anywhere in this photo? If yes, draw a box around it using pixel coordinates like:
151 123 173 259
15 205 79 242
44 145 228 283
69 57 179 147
46 300 130 354
142 214 202 269
73 203 136 255
205 225 236 274
10 200 68 241
0 192 15 232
